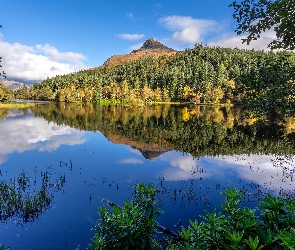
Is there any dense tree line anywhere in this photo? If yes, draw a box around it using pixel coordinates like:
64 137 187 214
16 44 295 117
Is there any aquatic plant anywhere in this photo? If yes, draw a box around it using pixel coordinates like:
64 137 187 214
0 169 66 224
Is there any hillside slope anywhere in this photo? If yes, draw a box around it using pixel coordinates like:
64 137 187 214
98 38 177 68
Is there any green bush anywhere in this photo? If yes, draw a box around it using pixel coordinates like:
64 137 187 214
89 183 160 249
0 83 13 102
89 184 295 250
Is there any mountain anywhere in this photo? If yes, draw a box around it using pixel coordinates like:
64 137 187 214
100 38 177 68
130 38 176 54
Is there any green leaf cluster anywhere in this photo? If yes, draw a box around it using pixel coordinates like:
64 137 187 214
231 0 295 50
89 183 160 249
90 184 295 250
0 83 13 102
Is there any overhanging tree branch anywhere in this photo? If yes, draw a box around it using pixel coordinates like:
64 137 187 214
0 24 6 78
230 0 295 50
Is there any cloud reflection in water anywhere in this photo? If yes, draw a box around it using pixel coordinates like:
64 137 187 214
0 115 86 164
159 152 295 195
117 158 144 165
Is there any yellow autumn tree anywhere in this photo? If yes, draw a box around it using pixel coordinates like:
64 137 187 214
154 88 162 102
141 86 153 102
182 107 190 122
182 85 191 100
121 80 129 100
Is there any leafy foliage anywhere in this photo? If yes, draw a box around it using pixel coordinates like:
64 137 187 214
89 183 160 249
240 52 295 116
90 184 295 249
230 0 295 50
0 83 13 102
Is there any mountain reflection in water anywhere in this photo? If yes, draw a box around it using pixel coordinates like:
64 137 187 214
0 103 294 249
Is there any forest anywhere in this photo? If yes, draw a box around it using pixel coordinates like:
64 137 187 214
5 44 294 117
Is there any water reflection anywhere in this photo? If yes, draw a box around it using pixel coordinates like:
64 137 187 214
0 168 66 224
30 102 295 197
117 158 144 165
158 153 295 196
0 103 295 249
0 109 85 164
31 102 295 157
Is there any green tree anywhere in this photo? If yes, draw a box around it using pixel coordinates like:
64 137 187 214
0 83 13 102
0 25 6 79
121 79 130 100
231 0 295 50
14 84 31 100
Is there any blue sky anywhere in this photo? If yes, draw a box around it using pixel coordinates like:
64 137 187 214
0 0 275 83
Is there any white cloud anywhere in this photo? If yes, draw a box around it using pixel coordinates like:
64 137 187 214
117 158 143 164
126 13 135 20
207 154 295 194
0 79 24 89
158 15 219 46
158 15 277 51
207 29 277 51
170 156 197 171
117 33 145 41
159 153 209 181
129 147 144 156
36 44 85 63
0 34 87 82
129 42 143 52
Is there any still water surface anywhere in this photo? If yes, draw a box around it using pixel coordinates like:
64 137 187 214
0 103 294 249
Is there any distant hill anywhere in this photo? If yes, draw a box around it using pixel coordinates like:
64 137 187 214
0 79 26 90
99 38 177 68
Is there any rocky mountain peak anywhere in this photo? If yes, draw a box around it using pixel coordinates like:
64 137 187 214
100 38 177 68
131 38 175 54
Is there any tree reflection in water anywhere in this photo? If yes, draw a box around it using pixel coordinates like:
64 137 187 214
31 103 295 157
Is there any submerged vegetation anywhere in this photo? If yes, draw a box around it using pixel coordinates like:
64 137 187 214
90 183 295 250
0 169 66 224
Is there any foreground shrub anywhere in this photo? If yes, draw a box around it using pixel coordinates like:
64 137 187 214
89 184 295 249
89 183 160 249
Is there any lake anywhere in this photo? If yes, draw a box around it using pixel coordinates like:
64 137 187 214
0 103 294 249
